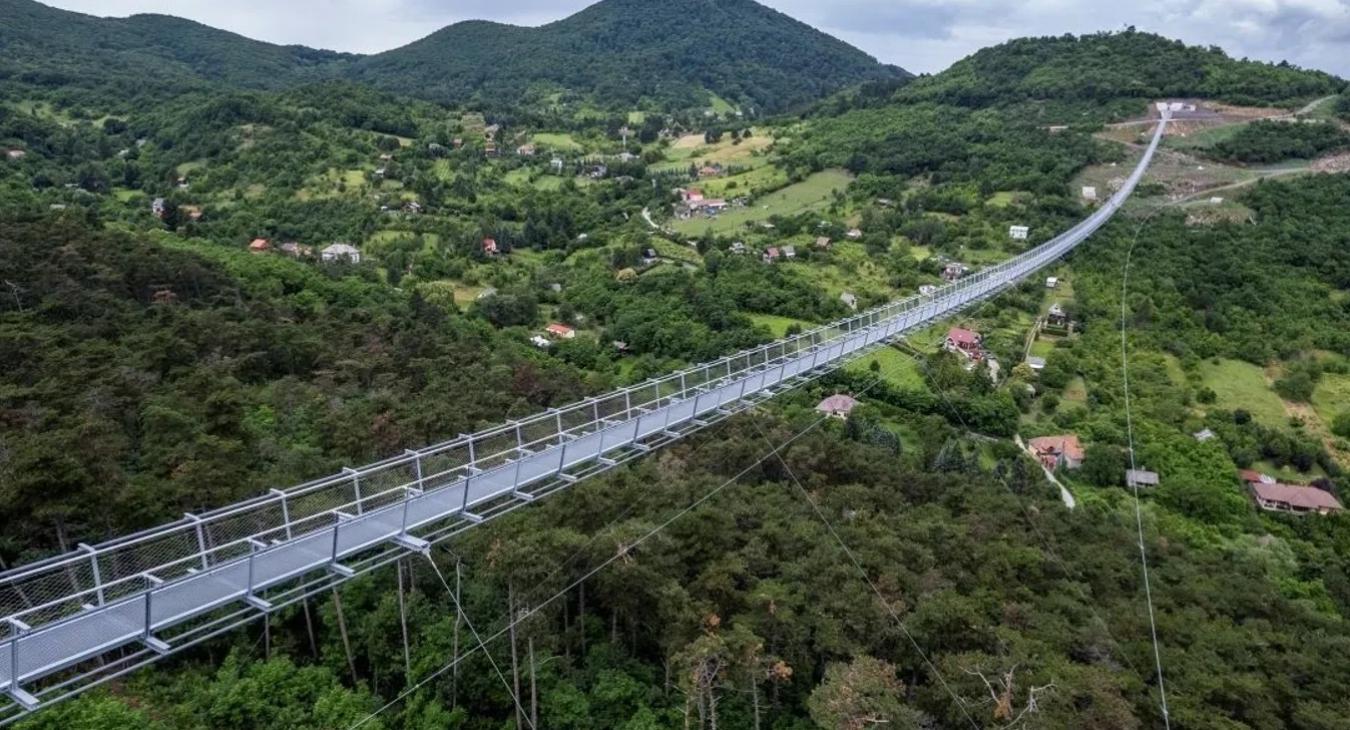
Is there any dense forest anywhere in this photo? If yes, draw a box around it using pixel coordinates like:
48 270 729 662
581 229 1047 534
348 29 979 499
1208 120 1350 164
4 5 1350 729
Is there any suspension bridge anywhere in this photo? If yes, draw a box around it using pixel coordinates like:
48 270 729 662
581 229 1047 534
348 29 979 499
0 110 1171 722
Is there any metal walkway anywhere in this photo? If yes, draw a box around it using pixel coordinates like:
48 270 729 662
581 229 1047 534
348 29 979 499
0 112 1169 721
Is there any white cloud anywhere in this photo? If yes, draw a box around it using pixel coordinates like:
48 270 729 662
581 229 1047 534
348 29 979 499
40 0 1350 75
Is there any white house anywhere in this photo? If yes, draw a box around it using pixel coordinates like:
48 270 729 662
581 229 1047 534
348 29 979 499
321 243 361 264
1009 225 1029 240
1081 186 1098 201
530 335 552 349
1045 277 1059 289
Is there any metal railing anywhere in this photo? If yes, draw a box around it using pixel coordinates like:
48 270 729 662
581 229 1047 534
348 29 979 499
0 112 1169 720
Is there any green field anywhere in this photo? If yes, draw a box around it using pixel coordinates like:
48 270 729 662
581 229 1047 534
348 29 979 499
847 346 928 391
531 132 582 151
1312 373 1350 428
673 169 853 235
748 313 814 337
1165 122 1247 151
1198 358 1288 427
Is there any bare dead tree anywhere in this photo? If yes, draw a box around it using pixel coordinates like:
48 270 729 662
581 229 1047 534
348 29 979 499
964 663 1056 728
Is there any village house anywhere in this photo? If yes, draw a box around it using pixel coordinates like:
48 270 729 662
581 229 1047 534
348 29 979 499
545 323 576 340
321 243 361 264
484 142 499 157
248 238 271 254
944 327 983 359
403 201 423 215
846 228 863 240
151 197 167 219
482 238 500 256
840 292 858 310
697 164 723 178
815 236 832 249
1009 225 1029 240
530 335 552 349
1047 303 1069 328
730 241 747 255
279 242 312 258
5 149 26 160
782 245 797 259
517 143 536 157
1193 428 1216 442
379 153 393 163
942 262 970 282
816 394 860 419
919 284 938 297
1045 277 1059 289
1029 435 1085 471
1081 186 1098 201
763 247 781 264
1026 356 1047 371
1249 481 1343 515
452 138 464 149
1126 469 1161 488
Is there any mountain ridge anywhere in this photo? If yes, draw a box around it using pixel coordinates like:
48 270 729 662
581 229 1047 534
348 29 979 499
0 0 906 112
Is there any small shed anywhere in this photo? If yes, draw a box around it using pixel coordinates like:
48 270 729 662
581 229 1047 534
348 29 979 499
1126 469 1161 488
1009 225 1029 240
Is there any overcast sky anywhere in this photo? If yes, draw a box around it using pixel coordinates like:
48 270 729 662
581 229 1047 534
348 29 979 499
42 0 1350 77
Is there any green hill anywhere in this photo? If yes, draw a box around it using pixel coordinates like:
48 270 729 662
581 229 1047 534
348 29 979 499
0 0 353 95
346 0 908 112
898 29 1345 110
1 0 903 113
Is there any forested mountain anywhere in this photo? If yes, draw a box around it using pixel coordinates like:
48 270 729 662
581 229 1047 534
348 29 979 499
348 0 906 112
0 0 352 96
1 0 902 113
896 29 1345 110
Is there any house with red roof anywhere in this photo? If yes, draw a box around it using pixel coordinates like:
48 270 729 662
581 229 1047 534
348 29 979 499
248 238 271 254
944 327 983 359
816 394 860 419
1029 435 1085 471
762 247 781 264
482 238 500 256
545 323 576 340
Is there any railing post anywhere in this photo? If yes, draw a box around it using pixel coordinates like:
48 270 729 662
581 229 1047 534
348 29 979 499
246 539 265 599
78 543 104 607
7 618 25 695
270 489 293 540
184 513 209 570
405 450 424 491
142 573 162 640
343 468 362 515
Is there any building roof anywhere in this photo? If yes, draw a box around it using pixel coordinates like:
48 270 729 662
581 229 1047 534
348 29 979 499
1250 482 1343 512
816 236 832 247
323 243 359 254
816 394 860 416
1126 469 1160 486
1029 434 1085 462
249 238 270 250
482 238 499 252
545 323 574 336
1026 356 1047 369
947 327 981 347
1193 428 1216 442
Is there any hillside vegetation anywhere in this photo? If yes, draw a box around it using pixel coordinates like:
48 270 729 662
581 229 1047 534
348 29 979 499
348 0 905 112
897 29 1344 111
